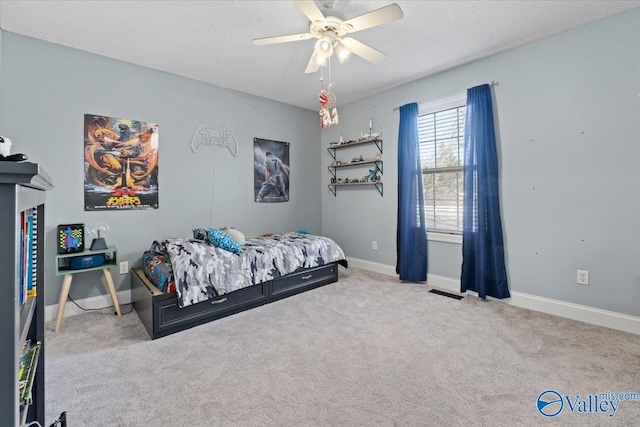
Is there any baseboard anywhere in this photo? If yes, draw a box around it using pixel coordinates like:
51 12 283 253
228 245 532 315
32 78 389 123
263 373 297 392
346 257 461 293
348 257 640 335
45 289 132 323
505 291 640 335
347 258 397 277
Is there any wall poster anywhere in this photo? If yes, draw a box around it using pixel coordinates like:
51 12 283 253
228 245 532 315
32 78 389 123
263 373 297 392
84 114 159 211
254 138 290 203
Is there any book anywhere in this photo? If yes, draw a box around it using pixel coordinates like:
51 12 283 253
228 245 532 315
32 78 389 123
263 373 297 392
18 341 41 406
27 208 37 298
19 211 25 305
26 210 34 297
17 339 32 380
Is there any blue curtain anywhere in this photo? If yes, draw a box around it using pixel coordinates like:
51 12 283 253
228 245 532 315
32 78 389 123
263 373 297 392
461 85 509 299
396 103 427 281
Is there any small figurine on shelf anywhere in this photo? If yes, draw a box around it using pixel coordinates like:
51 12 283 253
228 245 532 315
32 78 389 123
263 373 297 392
357 118 382 141
366 168 380 182
0 136 28 162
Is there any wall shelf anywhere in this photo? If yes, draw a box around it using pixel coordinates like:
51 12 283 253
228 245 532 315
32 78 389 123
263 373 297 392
327 181 383 196
327 138 383 155
327 138 383 197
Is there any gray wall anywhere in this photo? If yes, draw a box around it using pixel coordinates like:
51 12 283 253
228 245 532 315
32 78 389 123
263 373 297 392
321 9 640 316
0 32 321 306
2 9 638 317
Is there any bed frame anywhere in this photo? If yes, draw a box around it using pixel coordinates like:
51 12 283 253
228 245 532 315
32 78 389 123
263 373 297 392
131 261 344 339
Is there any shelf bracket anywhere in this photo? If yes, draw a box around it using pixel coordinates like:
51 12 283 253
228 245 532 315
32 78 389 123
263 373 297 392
374 139 383 154
375 161 383 175
328 185 336 197
375 182 383 197
327 166 336 180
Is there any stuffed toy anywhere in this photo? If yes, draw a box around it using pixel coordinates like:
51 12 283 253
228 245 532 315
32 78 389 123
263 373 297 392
0 136 28 162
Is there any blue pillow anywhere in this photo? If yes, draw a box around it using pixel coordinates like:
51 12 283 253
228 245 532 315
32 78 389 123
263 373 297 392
208 228 242 254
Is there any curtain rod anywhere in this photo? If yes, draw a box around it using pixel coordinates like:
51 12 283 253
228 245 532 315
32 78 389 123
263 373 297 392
392 81 498 112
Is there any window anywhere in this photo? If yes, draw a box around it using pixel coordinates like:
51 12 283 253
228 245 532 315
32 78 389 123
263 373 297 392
418 92 466 236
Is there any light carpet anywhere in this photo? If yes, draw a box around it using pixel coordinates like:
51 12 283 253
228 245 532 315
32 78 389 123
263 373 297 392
45 267 640 426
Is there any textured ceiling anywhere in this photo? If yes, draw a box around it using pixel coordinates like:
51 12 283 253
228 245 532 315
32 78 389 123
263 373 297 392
1 1 639 110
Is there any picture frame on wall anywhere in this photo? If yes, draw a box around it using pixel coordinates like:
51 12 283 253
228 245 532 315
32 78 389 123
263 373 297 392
254 138 290 203
83 114 159 211
57 223 84 254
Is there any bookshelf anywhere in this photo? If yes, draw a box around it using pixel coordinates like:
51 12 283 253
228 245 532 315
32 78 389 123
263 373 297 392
0 162 53 426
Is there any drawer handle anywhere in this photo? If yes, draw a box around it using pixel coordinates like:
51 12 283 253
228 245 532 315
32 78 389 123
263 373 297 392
211 297 228 305
301 274 313 280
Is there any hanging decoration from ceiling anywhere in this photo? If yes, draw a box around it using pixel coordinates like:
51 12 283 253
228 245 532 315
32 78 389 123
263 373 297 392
318 61 339 129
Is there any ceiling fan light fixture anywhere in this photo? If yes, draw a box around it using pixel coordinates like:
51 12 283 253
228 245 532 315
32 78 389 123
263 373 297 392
315 36 334 58
313 52 328 66
334 42 351 63
254 1 403 73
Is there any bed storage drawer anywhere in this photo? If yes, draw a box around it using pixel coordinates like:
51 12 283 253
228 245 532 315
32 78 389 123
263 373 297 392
271 262 338 298
153 282 268 337
132 261 342 339
132 268 270 339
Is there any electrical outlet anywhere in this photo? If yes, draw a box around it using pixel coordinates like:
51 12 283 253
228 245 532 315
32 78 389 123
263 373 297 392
577 269 589 285
119 261 129 275
372 241 378 251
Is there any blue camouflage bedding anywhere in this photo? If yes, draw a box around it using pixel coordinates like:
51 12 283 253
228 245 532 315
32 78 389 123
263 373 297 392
150 232 347 308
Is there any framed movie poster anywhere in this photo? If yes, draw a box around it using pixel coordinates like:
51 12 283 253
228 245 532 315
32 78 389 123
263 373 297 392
84 114 159 211
254 138 290 203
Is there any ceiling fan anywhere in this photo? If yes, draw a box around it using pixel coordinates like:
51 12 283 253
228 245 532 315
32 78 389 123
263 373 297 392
253 0 403 73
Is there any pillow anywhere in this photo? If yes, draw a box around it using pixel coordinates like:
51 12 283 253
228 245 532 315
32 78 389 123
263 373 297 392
193 228 208 241
208 228 242 254
223 228 245 245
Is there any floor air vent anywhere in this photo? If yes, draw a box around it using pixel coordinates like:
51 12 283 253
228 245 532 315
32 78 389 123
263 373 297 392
429 289 464 300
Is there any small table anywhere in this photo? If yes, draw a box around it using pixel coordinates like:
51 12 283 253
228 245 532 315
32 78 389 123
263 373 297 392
54 245 121 332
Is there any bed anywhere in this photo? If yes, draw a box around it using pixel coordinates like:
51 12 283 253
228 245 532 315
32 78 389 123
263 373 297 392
131 232 348 339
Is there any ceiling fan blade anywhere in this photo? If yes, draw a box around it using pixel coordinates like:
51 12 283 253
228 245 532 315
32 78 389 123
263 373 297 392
294 0 326 23
342 3 403 33
341 37 386 64
304 53 321 74
253 32 313 46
